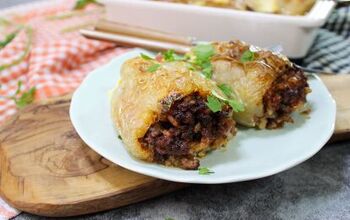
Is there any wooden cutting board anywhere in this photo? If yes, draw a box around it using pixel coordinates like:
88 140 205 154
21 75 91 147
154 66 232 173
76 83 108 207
320 75 350 142
0 74 349 217
0 96 185 217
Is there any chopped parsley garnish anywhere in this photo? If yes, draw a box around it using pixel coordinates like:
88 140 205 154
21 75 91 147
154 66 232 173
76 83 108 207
191 45 245 113
201 62 213 79
140 47 244 113
187 63 196 71
216 84 245 112
118 135 123 140
147 63 161 73
15 87 36 108
240 49 255 63
192 44 215 79
218 84 233 97
13 81 36 108
162 49 185 62
228 99 245 112
206 95 222 113
140 53 153 60
73 0 98 10
141 53 161 73
140 46 244 113
193 44 215 61
163 49 175 62
0 81 36 108
198 167 214 175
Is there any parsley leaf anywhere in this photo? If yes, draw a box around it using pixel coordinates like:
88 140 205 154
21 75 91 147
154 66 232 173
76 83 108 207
218 84 232 97
212 87 245 113
201 62 212 79
192 44 215 79
228 99 245 112
147 63 161 73
163 49 175 62
118 135 123 140
198 167 214 175
187 63 196 71
240 50 255 63
173 53 185 61
73 0 97 10
206 95 222 112
140 53 153 60
14 86 36 108
0 31 17 49
162 49 185 62
193 44 215 61
0 80 37 108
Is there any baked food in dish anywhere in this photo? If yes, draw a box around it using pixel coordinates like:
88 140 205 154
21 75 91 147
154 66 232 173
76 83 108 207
158 0 316 15
211 40 311 129
245 0 316 15
111 55 237 170
160 0 244 9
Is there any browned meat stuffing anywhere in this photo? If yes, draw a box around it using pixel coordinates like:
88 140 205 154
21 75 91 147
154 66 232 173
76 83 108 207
263 65 310 129
139 92 236 170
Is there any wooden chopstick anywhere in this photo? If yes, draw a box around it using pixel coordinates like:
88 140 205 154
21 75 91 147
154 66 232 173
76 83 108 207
80 29 191 54
82 22 336 76
96 19 194 46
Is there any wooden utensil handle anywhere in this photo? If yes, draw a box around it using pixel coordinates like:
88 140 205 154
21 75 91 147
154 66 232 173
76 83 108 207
80 29 191 54
95 19 194 46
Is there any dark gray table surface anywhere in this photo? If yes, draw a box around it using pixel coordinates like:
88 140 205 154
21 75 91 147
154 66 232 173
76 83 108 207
1 1 350 219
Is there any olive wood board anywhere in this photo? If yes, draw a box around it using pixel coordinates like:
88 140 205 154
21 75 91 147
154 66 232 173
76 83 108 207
0 74 349 217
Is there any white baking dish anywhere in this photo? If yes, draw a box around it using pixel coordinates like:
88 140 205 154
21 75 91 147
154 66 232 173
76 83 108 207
102 0 335 58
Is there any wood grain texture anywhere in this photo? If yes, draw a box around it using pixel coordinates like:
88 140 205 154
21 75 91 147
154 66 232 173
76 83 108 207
320 74 350 142
0 74 349 217
0 96 185 217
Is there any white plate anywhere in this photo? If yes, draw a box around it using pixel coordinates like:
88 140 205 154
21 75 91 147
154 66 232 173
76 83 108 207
70 49 336 184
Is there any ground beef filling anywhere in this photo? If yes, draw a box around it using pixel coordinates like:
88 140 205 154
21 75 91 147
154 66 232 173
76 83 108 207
263 66 310 129
140 92 235 170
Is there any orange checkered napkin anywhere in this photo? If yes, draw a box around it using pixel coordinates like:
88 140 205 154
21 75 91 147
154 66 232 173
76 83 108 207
0 0 129 218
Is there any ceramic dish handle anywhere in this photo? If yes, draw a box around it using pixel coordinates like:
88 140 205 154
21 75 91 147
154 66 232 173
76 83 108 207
307 1 336 25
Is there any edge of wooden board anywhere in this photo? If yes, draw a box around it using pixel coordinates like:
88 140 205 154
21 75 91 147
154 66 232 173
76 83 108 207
0 177 185 217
